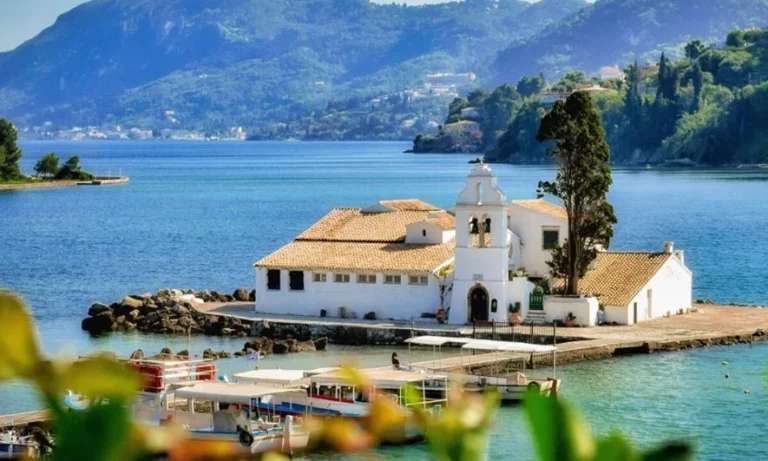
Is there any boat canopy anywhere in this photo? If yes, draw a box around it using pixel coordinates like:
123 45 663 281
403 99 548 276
310 369 446 387
461 340 557 353
405 335 474 346
234 369 309 386
173 382 303 405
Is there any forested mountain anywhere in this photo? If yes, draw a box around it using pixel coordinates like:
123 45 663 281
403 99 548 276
493 0 768 84
0 0 586 132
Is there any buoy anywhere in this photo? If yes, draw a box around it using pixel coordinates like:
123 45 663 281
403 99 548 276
744 390 751 394
722 361 728 366
725 374 729 379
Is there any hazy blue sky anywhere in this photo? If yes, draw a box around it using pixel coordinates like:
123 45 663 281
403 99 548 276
1 0 86 51
0 0 553 52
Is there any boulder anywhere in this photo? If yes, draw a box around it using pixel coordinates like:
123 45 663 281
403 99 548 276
217 351 232 359
272 342 289 354
170 289 183 299
88 303 111 317
233 351 244 357
363 311 377 320
177 349 189 357
127 309 140 321
221 328 235 336
233 288 250 302
249 290 256 302
172 304 190 317
124 321 136 331
313 337 329 351
121 296 143 310
202 348 217 359
130 349 144 360
160 347 173 355
297 340 316 352
81 315 113 335
115 315 126 325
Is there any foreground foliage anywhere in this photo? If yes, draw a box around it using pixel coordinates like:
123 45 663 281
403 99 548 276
0 291 691 460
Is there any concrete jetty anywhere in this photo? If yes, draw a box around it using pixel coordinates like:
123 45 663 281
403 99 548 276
199 303 768 364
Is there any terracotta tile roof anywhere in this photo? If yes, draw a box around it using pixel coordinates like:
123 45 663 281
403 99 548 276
296 208 440 242
254 240 455 273
511 199 568 220
554 252 672 307
380 199 441 211
424 211 456 230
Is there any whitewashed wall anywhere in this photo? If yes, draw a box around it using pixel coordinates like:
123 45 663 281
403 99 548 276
608 255 692 324
507 204 567 278
405 222 455 244
255 268 444 321
505 277 535 321
543 296 599 326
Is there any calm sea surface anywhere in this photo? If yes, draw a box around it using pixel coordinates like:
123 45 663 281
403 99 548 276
2 141 768 460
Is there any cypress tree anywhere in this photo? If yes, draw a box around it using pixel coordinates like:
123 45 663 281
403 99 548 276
535 92 617 295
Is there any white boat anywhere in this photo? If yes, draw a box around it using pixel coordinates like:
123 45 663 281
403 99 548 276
139 381 311 455
0 430 38 459
405 335 561 403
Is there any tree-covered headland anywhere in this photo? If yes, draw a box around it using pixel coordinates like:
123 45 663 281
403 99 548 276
415 28 768 167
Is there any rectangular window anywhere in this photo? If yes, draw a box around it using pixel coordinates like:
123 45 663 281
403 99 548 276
289 271 304 291
384 275 402 285
334 273 350 283
267 269 281 290
408 275 428 285
542 229 560 250
357 274 376 284
313 273 327 282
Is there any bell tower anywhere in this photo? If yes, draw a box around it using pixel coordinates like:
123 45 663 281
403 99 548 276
449 162 510 324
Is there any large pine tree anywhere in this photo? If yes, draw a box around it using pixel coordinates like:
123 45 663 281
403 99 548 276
536 92 617 295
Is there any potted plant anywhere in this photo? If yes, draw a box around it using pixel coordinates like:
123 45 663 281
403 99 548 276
509 303 522 325
515 266 528 278
565 312 577 327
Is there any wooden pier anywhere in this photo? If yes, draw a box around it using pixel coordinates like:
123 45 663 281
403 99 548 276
0 410 49 428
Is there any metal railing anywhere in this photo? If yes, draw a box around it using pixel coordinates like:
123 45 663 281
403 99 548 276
472 321 557 345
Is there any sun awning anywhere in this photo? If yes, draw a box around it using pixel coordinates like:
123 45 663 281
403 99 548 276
234 369 309 386
405 335 474 346
173 381 303 405
311 369 446 388
461 340 557 353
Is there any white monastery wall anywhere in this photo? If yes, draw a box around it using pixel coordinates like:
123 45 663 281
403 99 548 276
543 296 599 326
255 268 444 321
508 204 566 278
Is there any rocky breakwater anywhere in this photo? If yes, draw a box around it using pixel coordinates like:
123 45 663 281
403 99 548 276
81 288 254 336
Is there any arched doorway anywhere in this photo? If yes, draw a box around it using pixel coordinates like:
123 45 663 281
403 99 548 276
468 285 489 322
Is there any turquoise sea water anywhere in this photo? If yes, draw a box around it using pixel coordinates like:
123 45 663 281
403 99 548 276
2 140 768 460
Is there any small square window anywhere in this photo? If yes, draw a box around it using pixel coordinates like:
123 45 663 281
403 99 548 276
408 275 428 285
384 275 402 284
357 274 376 284
313 273 327 282
542 229 560 250
334 273 350 283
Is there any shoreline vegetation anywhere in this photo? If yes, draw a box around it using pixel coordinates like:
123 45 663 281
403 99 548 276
0 118 124 191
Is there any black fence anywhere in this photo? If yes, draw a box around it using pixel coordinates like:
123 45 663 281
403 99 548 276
471 321 558 345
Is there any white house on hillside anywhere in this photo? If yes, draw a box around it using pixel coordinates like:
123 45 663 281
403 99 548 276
254 163 692 325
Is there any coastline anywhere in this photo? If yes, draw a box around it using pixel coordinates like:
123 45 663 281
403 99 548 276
0 176 129 191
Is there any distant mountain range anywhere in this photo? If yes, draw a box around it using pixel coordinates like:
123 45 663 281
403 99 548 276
0 0 586 132
3 0 768 135
493 0 768 83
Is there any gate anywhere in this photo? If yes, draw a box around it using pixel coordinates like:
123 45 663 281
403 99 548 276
529 292 544 311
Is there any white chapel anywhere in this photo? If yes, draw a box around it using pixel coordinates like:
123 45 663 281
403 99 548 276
254 163 692 326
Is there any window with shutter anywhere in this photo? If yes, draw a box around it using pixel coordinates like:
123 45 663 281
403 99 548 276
267 270 281 290
289 271 304 290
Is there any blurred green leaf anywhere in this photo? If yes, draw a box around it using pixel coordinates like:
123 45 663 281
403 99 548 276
593 433 637 461
51 400 134 461
524 390 596 461
641 442 693 461
0 292 42 380
59 356 141 399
